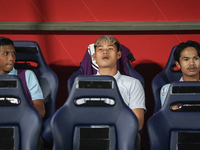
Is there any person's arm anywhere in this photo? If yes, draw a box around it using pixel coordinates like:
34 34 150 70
25 70 45 118
132 108 144 131
127 79 146 131
33 99 45 118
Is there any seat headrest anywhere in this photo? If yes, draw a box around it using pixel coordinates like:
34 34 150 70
163 45 182 83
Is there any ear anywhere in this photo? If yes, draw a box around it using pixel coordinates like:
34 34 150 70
175 61 181 68
92 53 96 60
117 51 122 60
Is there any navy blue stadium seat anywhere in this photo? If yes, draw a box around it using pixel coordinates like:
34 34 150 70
51 75 139 150
152 45 182 113
0 75 42 150
13 41 59 145
67 44 144 94
148 81 200 150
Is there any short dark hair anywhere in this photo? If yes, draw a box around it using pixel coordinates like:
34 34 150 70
0 37 14 47
174 40 200 63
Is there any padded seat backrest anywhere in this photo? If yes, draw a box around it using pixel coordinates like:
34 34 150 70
152 45 182 113
148 81 200 150
13 41 59 143
51 75 139 150
0 75 42 150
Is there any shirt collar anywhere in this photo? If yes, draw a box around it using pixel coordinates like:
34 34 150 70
179 77 184 81
113 71 121 82
179 77 200 81
96 71 121 81
8 67 17 75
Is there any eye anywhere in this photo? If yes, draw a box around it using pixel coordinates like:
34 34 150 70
3 52 9 56
108 48 113 50
98 48 103 51
182 57 189 61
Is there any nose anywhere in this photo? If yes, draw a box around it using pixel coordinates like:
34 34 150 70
189 59 195 65
103 49 108 54
8 53 15 61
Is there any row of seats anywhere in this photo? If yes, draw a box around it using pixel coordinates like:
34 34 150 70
0 41 198 149
0 41 141 150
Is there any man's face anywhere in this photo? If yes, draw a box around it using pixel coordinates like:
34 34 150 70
0 45 16 74
176 47 200 80
93 42 121 69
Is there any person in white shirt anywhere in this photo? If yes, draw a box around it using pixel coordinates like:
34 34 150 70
92 35 146 131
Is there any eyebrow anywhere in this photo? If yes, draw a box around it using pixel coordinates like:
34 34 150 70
182 55 199 59
0 49 16 53
108 44 115 47
97 45 103 48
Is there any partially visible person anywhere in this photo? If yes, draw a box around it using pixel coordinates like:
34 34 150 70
160 40 200 107
93 35 146 131
0 37 45 118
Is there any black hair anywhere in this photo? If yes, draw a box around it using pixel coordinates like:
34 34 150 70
0 37 14 47
174 40 200 63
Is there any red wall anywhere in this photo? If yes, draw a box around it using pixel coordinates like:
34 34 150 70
1 0 200 149
1 0 200 22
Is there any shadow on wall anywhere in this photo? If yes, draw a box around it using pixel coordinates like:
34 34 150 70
134 60 163 150
49 64 79 109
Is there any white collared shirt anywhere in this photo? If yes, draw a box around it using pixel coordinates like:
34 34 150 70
96 71 146 111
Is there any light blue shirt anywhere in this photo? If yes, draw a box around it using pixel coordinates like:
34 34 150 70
160 77 187 106
9 68 44 101
96 71 146 111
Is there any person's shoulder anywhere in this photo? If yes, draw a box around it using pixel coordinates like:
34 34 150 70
161 83 171 89
25 69 35 74
120 74 139 80
24 70 37 78
120 74 141 84
160 83 171 97
24 69 34 74
16 69 34 74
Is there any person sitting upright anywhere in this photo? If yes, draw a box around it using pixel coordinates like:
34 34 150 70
0 37 45 118
92 35 146 131
160 40 200 107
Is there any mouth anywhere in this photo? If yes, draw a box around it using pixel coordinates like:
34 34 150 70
102 57 109 60
188 67 197 72
6 62 14 66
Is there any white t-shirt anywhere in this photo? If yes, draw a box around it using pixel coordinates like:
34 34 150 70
96 71 146 111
